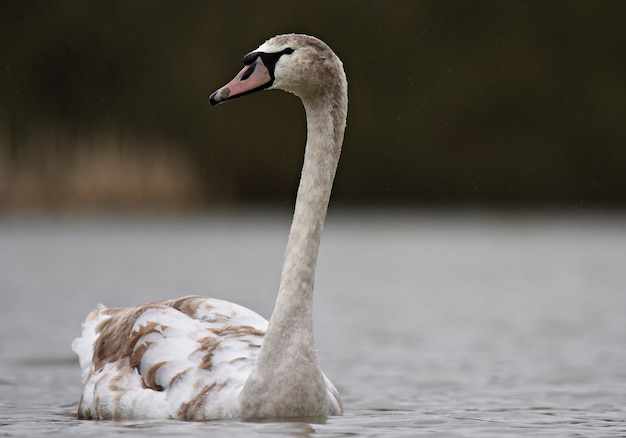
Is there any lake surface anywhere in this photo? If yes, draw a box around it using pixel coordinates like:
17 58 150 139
1 210 625 437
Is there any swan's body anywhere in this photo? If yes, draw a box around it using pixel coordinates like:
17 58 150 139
73 34 347 420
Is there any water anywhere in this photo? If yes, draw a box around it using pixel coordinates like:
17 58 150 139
1 210 625 437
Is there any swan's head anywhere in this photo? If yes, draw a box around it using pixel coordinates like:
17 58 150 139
209 34 345 105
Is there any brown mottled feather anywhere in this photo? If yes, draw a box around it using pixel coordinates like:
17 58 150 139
144 361 167 391
93 296 212 372
93 305 163 371
178 383 217 420
170 295 206 318
210 325 265 339
193 336 221 371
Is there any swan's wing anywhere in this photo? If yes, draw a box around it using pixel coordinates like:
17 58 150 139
72 295 267 420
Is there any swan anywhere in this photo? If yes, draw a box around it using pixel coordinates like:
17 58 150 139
72 33 347 420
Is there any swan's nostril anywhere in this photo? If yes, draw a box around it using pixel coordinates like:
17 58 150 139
240 63 257 81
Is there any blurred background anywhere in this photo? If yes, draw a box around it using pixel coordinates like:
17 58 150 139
2 4 626 434
1 0 625 211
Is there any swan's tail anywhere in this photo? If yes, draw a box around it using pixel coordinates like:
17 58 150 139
71 304 108 383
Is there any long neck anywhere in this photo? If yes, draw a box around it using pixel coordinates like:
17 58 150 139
239 88 347 416
270 96 344 350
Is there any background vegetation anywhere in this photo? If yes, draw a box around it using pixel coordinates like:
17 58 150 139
1 1 625 210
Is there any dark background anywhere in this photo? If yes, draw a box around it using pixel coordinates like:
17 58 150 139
1 1 625 210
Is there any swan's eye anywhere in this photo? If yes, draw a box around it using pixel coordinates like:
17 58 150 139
243 48 294 69
257 48 295 70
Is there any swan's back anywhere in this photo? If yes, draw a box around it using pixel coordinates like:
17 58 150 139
72 296 267 420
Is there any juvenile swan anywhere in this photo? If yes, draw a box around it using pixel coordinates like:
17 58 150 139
72 34 347 420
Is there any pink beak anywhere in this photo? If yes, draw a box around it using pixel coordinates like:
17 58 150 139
209 57 272 105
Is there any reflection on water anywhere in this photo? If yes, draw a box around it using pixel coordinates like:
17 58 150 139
1 210 625 436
